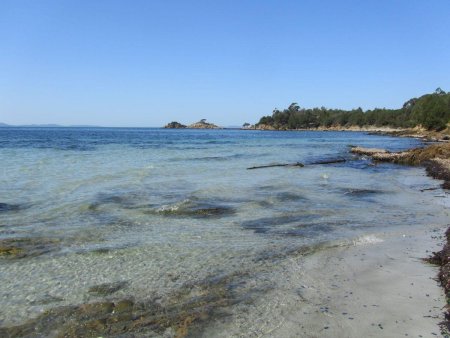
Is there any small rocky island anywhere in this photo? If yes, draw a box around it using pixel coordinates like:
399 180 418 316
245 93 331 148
164 121 186 129
164 119 220 129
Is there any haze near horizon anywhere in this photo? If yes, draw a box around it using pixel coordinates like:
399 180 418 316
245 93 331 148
1 0 449 127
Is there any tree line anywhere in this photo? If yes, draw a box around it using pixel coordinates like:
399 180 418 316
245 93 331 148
256 88 450 131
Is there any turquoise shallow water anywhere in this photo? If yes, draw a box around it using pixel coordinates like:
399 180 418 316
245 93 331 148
0 128 448 335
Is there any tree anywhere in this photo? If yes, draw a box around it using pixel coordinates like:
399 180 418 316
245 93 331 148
435 87 446 95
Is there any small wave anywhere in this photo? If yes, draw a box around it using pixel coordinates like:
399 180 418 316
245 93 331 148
352 234 384 246
154 199 236 218
156 199 190 213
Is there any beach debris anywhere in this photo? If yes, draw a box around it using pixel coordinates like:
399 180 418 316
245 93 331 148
247 158 346 170
247 162 304 170
309 158 346 165
425 227 450 334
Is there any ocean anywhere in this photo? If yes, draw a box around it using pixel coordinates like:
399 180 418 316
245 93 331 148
0 127 448 336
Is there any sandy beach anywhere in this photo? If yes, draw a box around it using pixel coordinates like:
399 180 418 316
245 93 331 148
197 218 449 337
245 228 446 338
287 228 446 337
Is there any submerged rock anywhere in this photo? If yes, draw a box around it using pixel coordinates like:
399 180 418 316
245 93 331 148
0 203 21 212
0 273 237 337
155 203 236 218
0 237 61 259
30 294 65 305
88 281 128 296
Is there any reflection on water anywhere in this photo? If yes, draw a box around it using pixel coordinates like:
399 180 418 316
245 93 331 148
0 128 448 336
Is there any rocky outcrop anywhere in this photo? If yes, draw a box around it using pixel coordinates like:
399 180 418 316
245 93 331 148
187 120 220 129
164 122 186 129
351 143 450 188
254 124 276 130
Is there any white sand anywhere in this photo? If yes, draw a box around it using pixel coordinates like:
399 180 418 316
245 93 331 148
272 227 446 337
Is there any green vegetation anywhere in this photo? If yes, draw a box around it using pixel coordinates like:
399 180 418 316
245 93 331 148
256 88 450 131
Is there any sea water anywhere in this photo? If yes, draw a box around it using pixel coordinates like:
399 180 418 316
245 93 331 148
0 128 448 336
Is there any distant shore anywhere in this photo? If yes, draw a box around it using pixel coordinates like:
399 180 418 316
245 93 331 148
253 124 450 142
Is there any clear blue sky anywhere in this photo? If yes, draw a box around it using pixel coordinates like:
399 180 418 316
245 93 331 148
1 0 449 127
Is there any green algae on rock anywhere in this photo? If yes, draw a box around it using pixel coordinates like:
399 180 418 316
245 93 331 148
0 237 61 259
0 273 237 338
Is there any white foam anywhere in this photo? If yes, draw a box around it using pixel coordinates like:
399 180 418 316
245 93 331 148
352 234 384 246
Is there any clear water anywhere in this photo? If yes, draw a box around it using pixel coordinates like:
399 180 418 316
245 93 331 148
0 128 448 334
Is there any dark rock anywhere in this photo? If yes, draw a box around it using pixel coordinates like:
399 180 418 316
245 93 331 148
88 281 128 296
164 121 187 129
155 202 236 219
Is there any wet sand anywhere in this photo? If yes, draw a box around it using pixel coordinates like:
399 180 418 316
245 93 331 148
272 227 446 337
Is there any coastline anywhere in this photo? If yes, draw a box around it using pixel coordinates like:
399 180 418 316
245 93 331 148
1 129 449 337
252 125 450 142
350 138 450 335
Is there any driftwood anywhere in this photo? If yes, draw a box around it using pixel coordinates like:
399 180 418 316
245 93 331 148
246 158 346 170
309 158 346 165
420 187 440 192
247 162 304 170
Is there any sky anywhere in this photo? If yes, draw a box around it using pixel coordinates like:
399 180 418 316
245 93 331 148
1 0 449 127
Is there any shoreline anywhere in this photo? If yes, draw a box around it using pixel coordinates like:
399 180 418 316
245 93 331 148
274 227 446 337
350 140 450 334
199 224 449 337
